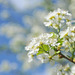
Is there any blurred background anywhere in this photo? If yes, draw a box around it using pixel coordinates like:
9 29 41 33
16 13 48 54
0 0 75 75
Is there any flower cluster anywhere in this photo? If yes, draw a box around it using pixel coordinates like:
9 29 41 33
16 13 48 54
44 8 72 29
48 64 75 75
25 8 75 65
25 33 59 62
50 64 70 75
59 26 75 52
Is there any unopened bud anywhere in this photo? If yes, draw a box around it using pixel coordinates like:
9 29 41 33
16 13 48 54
58 54 63 58
49 56 52 59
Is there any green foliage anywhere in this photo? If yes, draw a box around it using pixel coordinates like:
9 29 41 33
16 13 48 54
37 44 50 55
51 46 55 50
42 44 50 51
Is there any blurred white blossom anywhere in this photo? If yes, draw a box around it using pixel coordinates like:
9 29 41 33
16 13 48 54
23 9 47 27
0 23 26 38
0 60 17 72
10 35 26 53
0 10 9 19
70 65 75 75
69 0 75 18
47 64 71 75
17 52 41 71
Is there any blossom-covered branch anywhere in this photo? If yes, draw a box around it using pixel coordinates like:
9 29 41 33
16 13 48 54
25 8 75 65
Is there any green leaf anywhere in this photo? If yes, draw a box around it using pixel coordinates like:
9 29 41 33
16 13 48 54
37 50 44 55
42 44 50 51
36 45 44 55
36 44 50 55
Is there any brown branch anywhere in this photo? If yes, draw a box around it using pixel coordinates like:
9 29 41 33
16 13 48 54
59 52 75 64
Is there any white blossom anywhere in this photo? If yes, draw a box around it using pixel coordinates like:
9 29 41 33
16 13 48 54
44 8 72 29
25 33 58 63
70 65 75 75
59 27 70 38
37 53 49 63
